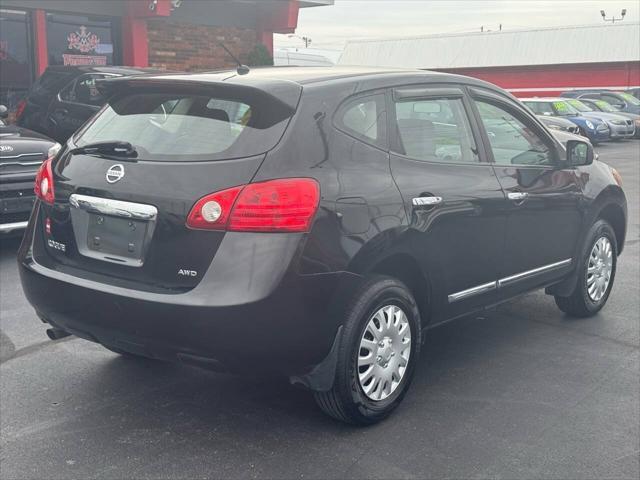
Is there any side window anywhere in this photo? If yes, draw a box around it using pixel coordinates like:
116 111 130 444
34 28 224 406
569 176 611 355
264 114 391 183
59 74 107 106
526 102 554 116
337 94 386 147
601 94 624 108
475 100 554 167
393 97 479 164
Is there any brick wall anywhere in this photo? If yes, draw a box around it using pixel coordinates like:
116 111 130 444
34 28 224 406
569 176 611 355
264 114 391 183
146 19 258 72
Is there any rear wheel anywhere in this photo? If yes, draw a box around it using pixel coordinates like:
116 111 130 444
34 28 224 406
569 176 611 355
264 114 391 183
314 276 421 425
555 219 617 317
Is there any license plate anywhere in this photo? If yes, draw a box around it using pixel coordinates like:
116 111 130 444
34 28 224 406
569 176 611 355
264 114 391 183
1 197 35 214
86 214 148 261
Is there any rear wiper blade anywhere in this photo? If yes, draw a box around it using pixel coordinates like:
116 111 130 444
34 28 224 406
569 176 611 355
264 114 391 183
70 141 138 158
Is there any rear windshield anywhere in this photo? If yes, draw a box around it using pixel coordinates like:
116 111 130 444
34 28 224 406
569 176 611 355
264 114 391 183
75 90 294 161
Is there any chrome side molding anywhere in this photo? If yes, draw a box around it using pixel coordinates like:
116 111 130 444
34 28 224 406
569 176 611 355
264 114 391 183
448 258 572 303
497 259 572 288
447 281 497 303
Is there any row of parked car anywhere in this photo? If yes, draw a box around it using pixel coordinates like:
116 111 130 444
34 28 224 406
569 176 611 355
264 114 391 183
0 65 638 237
526 90 640 144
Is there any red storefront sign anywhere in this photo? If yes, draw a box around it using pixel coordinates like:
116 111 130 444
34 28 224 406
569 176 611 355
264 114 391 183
62 54 107 66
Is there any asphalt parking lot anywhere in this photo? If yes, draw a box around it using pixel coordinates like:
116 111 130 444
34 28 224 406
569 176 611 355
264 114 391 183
1 140 638 480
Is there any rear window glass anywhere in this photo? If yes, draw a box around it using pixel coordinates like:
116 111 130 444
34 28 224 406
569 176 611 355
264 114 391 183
619 92 640 106
75 90 294 161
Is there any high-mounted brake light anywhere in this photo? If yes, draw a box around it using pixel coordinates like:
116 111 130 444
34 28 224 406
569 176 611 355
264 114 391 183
34 144 61 205
186 178 320 233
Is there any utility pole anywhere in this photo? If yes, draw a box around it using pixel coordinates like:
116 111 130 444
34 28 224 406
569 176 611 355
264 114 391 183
601 9 626 23
288 34 312 48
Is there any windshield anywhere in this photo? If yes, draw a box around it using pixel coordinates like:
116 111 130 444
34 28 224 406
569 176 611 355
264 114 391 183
551 100 580 116
594 100 618 112
75 90 294 161
567 99 593 112
619 92 640 106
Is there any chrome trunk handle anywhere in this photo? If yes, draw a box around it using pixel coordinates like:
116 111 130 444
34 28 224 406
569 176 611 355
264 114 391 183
69 194 158 221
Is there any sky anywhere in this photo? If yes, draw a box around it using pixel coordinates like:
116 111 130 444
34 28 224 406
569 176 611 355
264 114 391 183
274 0 640 52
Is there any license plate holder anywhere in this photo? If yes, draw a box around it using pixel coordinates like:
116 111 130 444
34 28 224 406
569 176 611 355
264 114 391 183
69 194 158 267
87 214 148 262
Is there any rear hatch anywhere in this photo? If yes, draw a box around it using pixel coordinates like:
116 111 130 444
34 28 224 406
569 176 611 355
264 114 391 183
35 79 300 292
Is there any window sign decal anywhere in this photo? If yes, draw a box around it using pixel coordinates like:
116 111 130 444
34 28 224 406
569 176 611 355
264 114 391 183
63 54 107 66
553 101 569 113
67 26 100 53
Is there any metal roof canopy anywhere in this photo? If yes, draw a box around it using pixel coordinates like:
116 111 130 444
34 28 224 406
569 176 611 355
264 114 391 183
338 23 640 69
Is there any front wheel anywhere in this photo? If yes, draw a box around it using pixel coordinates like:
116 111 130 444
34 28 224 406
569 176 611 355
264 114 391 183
314 275 421 425
555 219 617 317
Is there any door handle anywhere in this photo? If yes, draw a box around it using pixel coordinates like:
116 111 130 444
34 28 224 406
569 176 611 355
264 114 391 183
412 196 443 207
507 192 529 203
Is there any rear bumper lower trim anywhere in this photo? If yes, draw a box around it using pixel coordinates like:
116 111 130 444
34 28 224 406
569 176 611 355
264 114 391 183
0 221 28 233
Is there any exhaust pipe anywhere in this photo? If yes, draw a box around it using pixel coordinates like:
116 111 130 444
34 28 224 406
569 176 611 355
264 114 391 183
46 328 71 341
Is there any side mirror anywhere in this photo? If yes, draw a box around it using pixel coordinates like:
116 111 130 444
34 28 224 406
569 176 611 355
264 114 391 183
566 139 594 166
0 105 8 119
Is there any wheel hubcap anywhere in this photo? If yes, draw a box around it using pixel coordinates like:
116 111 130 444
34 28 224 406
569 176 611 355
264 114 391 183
586 236 613 303
357 305 411 401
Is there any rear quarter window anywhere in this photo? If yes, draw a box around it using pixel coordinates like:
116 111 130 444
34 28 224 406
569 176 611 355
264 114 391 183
74 90 294 161
335 93 387 149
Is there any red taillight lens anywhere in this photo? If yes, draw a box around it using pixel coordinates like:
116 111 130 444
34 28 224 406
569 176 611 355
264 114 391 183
34 157 55 204
186 185 243 230
15 99 26 120
186 178 320 233
229 178 320 232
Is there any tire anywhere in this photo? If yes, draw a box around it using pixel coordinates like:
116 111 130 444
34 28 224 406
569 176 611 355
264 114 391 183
314 275 421 425
555 219 617 317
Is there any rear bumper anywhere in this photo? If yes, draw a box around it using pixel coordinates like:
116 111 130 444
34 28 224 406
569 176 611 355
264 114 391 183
18 217 361 376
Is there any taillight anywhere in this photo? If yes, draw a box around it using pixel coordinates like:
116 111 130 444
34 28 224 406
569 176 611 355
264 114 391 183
186 178 320 233
15 99 26 120
186 185 243 230
34 144 61 205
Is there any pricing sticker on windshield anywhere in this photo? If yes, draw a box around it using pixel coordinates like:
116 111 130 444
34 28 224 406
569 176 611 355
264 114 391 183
553 101 569 113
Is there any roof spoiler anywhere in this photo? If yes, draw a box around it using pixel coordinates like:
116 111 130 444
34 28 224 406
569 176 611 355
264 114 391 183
96 75 302 111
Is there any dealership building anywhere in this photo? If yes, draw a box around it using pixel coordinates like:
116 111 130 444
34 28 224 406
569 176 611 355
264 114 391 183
0 0 332 110
339 23 640 97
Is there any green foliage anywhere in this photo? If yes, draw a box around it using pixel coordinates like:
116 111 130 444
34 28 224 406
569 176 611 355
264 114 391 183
247 44 274 67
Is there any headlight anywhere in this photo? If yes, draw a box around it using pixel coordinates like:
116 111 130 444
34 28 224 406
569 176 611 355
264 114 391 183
610 166 623 187
611 119 625 125
585 120 595 129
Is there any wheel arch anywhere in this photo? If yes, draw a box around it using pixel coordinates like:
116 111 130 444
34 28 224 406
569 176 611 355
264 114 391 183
596 202 626 255
366 253 431 328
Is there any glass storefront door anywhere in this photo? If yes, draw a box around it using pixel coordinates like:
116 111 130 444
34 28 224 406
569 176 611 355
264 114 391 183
0 9 33 114
46 13 119 67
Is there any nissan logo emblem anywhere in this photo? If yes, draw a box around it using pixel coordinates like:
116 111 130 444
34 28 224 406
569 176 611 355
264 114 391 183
106 164 125 184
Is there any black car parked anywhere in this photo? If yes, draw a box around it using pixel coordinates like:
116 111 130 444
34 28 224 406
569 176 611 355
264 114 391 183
18 67 627 425
16 66 159 143
0 105 58 234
